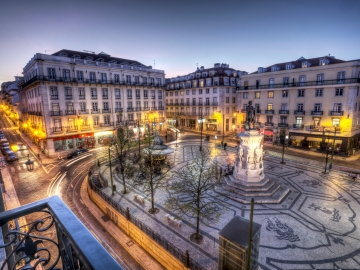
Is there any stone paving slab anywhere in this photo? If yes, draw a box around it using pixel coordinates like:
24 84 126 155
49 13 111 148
100 142 360 270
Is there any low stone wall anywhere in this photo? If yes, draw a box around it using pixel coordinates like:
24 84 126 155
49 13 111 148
87 182 189 270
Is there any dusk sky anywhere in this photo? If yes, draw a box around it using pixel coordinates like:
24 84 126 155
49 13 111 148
0 0 359 85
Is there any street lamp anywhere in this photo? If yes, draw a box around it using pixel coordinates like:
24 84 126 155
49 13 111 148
25 158 34 171
175 129 179 148
329 126 337 171
322 137 330 174
280 129 288 164
215 135 218 155
198 116 205 151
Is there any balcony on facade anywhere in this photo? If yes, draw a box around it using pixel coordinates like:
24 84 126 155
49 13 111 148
311 111 323 115
237 78 360 91
100 122 114 127
115 108 123 112
80 124 91 130
51 126 63 133
0 196 122 270
151 107 157 110
91 95 98 100
78 109 89 114
278 123 288 128
50 110 62 116
265 110 274 114
91 109 100 114
329 111 344 116
66 126 78 132
50 95 59 100
264 122 274 126
143 107 150 111
65 110 76 115
294 110 305 115
279 110 289 114
255 122 262 126
135 107 142 111
102 108 111 113
212 102 218 106
79 95 86 100
158 106 164 110
127 107 134 112
65 95 73 100
255 110 261 114
293 124 304 129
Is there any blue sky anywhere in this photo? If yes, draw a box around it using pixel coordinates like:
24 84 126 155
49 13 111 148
0 0 359 84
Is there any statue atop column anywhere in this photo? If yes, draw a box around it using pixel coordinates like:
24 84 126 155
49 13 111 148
245 101 255 130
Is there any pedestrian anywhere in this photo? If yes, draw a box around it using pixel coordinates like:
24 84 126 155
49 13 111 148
224 142 227 150
165 134 168 141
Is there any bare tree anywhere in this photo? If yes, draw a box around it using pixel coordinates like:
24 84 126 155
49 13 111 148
133 148 171 214
164 150 226 241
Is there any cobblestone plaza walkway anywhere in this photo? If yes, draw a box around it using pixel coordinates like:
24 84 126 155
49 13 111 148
101 141 360 269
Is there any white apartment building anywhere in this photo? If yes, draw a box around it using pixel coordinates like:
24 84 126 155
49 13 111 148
238 56 360 155
19 49 166 157
165 64 246 136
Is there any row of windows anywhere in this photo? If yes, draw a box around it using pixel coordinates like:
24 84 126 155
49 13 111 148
261 116 341 128
47 68 162 84
166 97 236 104
50 101 163 111
242 88 345 99
166 88 236 96
48 87 163 100
168 78 238 89
243 102 344 112
167 107 237 114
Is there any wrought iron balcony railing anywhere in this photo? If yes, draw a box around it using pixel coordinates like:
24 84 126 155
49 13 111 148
0 196 122 270
278 123 288 127
115 108 123 112
265 110 274 114
78 109 89 114
50 111 62 116
102 108 111 113
51 126 63 133
293 124 304 129
294 110 305 115
311 110 323 115
91 109 100 114
264 122 274 126
329 110 344 116
78 95 86 100
279 110 289 114
80 124 91 130
143 107 150 111
158 106 165 110
65 110 76 115
100 122 114 127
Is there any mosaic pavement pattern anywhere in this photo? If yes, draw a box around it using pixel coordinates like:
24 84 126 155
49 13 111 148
110 143 360 270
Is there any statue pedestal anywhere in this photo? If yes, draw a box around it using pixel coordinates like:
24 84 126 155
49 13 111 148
234 130 264 183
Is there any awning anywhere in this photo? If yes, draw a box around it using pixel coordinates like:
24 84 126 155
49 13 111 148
334 139 342 144
292 136 305 140
306 137 322 142
264 130 273 135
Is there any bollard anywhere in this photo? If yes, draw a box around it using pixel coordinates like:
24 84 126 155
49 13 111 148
126 207 130 220
183 250 190 267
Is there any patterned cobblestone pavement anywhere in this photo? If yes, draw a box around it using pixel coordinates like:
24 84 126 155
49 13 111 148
102 142 360 270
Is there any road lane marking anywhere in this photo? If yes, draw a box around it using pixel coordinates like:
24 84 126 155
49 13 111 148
65 153 93 167
55 172 67 195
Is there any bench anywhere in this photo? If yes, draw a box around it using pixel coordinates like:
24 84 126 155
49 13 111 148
165 214 181 227
134 194 145 204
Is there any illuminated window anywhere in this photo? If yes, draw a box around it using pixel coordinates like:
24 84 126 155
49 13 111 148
332 118 340 127
255 92 261 99
267 104 273 110
268 91 274 98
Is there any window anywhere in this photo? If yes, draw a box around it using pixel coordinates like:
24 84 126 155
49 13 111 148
115 89 121 99
193 81 197 88
255 103 260 112
226 88 230 93
317 73 324 84
102 88 108 99
77 71 83 81
297 103 304 111
213 97 218 105
283 77 289 87
93 116 99 126
315 89 323 97
298 89 305 97
296 117 303 125
286 64 292 70
256 80 260 89
266 116 273 124
267 104 273 110
128 113 134 120
282 90 288 98
144 90 148 98
319 59 326 66
314 103 321 112
206 88 210 94
78 88 85 99
104 115 110 124
50 87 58 99
89 72 96 82
186 90 190 95
101 73 107 83
144 101 148 108
79 102 86 112
136 89 140 99
232 88 236 93
63 70 70 81
205 98 210 106
302 62 308 68
128 101 133 109
48 68 56 80
91 88 97 99
135 76 139 84
157 78 161 85
299 75 306 86
280 116 287 123
271 66 277 72
226 97 229 103
226 107 229 114
52 103 59 112
255 92 260 99
151 90 155 99
268 91 274 98
114 74 120 83
192 90 196 95
335 88 344 96
143 77 147 85
244 81 249 89
66 102 74 111
126 75 131 84
54 118 61 128
232 97 236 103
199 89 203 94
337 71 345 83
192 98 196 105
103 102 109 110
65 87 72 99
127 89 132 99
333 103 342 112
92 102 98 111
213 88 217 93
269 78 274 88
243 92 248 99
332 118 340 127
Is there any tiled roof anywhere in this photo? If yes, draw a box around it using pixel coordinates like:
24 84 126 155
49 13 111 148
250 56 347 74
52 49 148 67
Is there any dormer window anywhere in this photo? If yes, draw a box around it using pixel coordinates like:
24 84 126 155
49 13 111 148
109 60 117 64
58 53 67 57
85 56 93 61
285 63 293 70
319 59 329 66
96 58 104 62
302 61 309 68
72 55 81 59
271 66 279 72
258 67 267 73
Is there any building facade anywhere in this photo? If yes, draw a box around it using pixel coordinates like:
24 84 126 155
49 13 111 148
0 77 22 125
19 50 166 157
237 56 360 155
165 64 246 137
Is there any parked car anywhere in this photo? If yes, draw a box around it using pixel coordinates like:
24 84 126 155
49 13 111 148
1 143 10 149
67 149 89 159
6 153 18 163
1 146 11 155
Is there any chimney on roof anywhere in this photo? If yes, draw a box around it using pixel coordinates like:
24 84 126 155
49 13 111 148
200 66 204 71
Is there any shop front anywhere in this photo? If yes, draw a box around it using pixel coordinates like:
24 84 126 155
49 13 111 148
264 129 273 142
94 130 115 146
206 119 218 131
290 136 305 147
306 137 323 149
53 133 95 152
